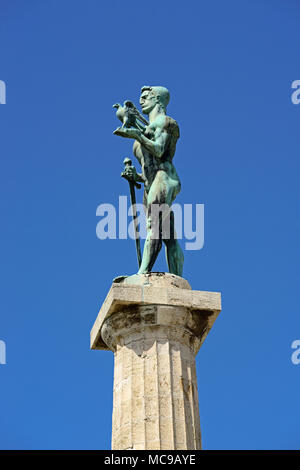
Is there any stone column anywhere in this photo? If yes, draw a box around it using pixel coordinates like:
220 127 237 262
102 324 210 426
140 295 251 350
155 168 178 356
90 273 221 451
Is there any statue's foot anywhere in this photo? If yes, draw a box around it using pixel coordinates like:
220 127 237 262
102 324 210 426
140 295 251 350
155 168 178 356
137 269 151 275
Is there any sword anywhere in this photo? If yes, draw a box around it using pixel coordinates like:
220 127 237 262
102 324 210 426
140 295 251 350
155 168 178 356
121 157 142 268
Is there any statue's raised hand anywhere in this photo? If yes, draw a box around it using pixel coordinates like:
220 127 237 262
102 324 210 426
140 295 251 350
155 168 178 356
113 127 142 140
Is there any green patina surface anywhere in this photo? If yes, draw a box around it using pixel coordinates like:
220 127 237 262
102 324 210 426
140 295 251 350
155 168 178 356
113 86 184 276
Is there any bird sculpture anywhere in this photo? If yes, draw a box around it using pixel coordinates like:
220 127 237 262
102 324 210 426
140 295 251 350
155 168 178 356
113 100 149 131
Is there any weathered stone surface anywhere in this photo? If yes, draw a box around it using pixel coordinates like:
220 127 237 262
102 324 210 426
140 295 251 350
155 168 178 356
90 273 222 450
91 273 221 351
121 272 191 290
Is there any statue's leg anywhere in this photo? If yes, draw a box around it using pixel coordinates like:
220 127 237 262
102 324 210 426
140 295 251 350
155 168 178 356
163 210 184 277
138 172 183 275
160 177 184 276
137 209 162 274
137 173 166 274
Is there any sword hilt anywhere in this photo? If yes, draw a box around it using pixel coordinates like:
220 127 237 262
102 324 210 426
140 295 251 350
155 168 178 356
121 157 141 189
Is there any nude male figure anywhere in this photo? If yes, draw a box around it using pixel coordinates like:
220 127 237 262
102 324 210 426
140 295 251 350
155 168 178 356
114 86 184 276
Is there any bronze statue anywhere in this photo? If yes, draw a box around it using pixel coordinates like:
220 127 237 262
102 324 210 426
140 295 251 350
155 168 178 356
114 86 184 276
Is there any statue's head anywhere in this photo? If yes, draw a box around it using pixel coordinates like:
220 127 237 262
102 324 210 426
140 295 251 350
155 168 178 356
140 86 170 115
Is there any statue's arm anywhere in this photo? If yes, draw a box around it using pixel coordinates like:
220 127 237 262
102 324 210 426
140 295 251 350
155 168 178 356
137 128 169 159
114 119 175 160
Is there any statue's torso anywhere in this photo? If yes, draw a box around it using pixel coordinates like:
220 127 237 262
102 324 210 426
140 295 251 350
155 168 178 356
133 115 180 193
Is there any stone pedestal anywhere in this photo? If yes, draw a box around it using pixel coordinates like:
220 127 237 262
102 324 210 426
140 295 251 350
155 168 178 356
90 273 221 450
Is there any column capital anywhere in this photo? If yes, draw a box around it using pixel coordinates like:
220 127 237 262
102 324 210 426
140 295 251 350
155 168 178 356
90 273 221 355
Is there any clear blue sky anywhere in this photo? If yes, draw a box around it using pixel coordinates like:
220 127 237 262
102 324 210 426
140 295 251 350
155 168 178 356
0 0 299 450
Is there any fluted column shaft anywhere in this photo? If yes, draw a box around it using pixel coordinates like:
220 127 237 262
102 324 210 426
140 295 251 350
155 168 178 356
101 305 202 450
